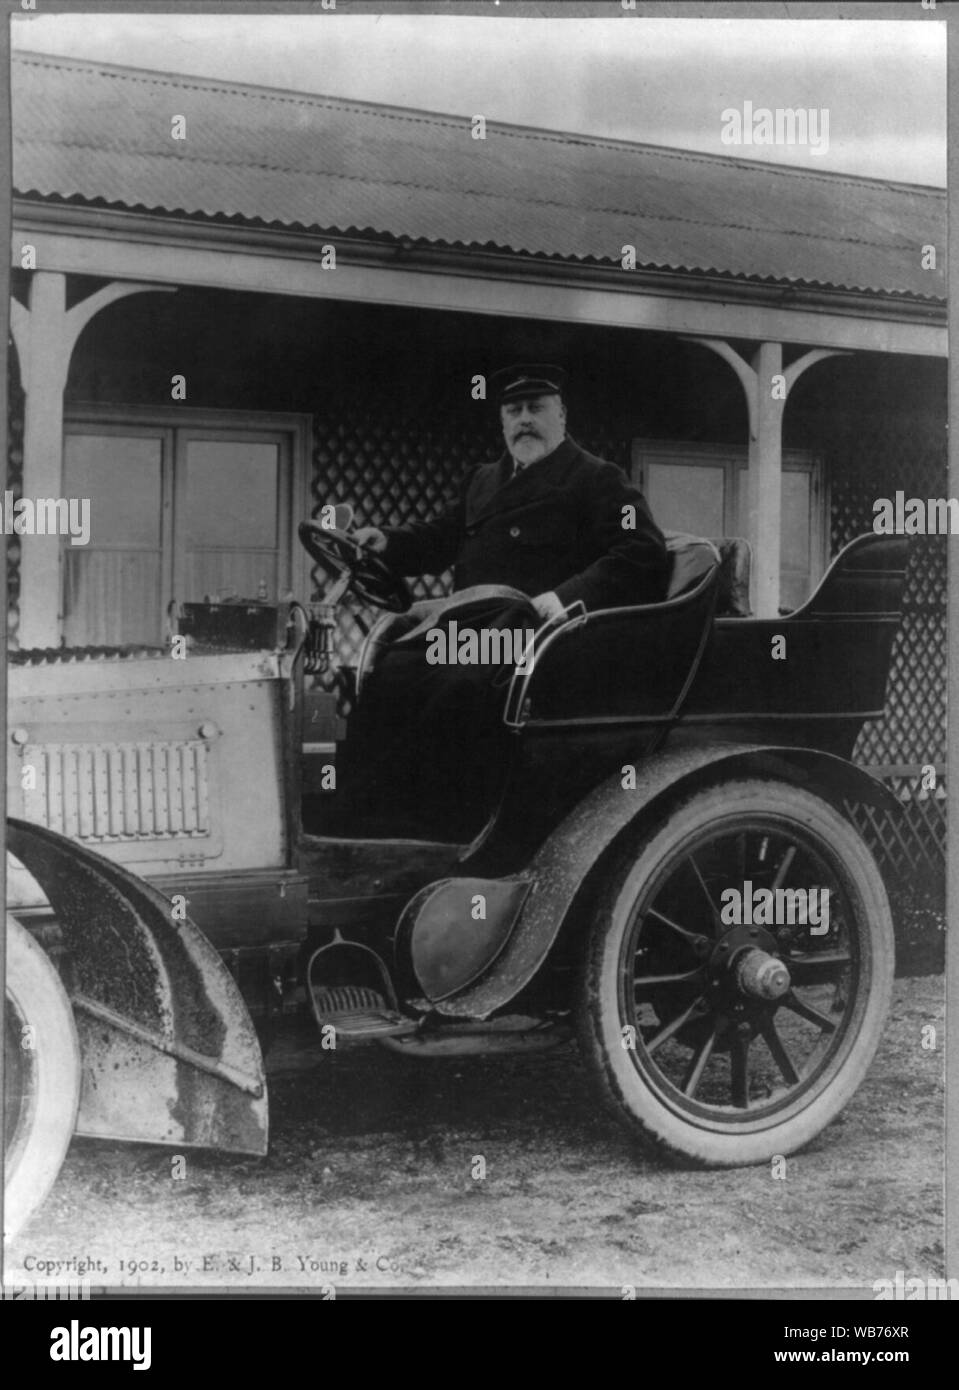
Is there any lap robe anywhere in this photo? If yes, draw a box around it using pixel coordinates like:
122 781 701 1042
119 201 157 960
338 599 536 834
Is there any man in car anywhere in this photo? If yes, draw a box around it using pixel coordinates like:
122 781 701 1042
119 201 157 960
342 364 668 835
355 363 667 617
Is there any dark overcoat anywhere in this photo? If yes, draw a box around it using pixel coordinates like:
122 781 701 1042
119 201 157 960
382 435 668 610
333 438 668 837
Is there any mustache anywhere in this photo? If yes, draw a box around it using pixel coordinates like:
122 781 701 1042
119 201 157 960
513 428 541 440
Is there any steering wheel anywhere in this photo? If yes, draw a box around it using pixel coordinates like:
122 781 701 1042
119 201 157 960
298 522 412 613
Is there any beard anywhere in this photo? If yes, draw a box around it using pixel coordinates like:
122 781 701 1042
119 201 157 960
508 429 558 468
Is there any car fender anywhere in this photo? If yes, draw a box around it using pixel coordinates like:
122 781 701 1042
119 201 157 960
6 818 268 1156
434 742 898 1019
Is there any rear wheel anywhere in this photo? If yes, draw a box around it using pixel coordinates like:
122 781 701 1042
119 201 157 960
577 779 894 1166
4 917 81 1241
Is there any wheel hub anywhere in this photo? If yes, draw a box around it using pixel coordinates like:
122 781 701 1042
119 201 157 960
707 924 791 1004
735 948 791 1000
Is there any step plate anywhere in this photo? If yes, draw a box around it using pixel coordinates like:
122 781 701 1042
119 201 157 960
309 984 419 1040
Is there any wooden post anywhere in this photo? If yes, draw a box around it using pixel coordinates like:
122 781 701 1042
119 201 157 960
10 273 175 648
15 272 70 649
680 336 848 618
749 341 784 618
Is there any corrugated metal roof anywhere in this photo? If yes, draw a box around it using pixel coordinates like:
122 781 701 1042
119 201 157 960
11 51 945 301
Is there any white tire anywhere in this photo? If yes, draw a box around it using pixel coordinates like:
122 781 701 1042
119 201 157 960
4 916 81 1241
577 780 895 1167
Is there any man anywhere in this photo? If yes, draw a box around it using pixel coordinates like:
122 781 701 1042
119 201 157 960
354 364 667 615
339 364 668 836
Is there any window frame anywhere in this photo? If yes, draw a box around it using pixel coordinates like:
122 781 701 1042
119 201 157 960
631 438 829 600
61 405 312 643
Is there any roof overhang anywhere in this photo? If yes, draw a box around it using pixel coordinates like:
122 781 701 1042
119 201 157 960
12 198 947 358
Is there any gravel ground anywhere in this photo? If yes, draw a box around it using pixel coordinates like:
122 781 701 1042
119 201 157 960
6 974 944 1294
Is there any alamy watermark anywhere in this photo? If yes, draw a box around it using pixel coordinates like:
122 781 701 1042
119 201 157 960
2 1277 91 1300
50 1320 151 1370
720 881 830 935
721 102 829 157
425 622 536 673
873 1270 958 1300
1 492 90 545
873 492 959 534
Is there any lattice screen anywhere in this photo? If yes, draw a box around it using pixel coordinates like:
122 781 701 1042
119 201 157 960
825 415 947 887
847 779 947 881
6 362 24 649
309 409 498 701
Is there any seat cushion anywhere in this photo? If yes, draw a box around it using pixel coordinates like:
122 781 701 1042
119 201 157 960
712 537 752 616
664 532 721 600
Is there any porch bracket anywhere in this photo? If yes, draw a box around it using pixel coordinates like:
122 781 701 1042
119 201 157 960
679 336 851 618
680 335 758 439
782 346 850 394
10 272 176 649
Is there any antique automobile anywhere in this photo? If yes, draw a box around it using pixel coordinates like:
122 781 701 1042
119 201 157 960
4 519 909 1239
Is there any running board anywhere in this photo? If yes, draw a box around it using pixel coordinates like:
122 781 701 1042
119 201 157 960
308 983 419 1040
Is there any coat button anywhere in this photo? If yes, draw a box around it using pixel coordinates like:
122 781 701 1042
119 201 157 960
509 526 520 538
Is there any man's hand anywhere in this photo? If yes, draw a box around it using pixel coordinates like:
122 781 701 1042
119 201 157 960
353 526 388 554
530 591 565 622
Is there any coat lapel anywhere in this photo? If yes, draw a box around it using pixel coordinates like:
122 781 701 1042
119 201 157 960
464 458 511 526
465 438 580 527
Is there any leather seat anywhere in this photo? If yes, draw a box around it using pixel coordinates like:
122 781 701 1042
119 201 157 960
355 584 532 699
662 533 751 615
712 537 752 617
355 537 750 699
663 532 721 601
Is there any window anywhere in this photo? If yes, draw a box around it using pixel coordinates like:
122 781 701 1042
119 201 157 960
61 409 310 647
632 441 827 611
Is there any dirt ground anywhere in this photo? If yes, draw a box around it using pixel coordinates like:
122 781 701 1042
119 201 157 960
5 973 943 1294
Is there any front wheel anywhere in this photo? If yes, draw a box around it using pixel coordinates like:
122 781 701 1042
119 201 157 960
4 917 81 1241
577 779 895 1167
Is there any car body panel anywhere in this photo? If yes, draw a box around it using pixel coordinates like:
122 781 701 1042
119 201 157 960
430 742 901 1019
4 532 910 1162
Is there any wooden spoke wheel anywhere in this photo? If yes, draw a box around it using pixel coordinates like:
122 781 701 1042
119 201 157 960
577 779 894 1166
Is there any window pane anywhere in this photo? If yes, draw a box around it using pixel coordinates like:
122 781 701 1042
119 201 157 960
63 551 161 646
782 470 811 571
183 441 279 548
63 433 162 547
645 461 725 538
182 439 281 601
780 571 812 613
736 464 813 611
62 432 163 646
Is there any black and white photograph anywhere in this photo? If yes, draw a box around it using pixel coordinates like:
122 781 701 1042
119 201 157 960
1 1 950 1307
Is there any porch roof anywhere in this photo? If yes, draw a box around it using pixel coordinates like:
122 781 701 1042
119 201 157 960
12 50 945 305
